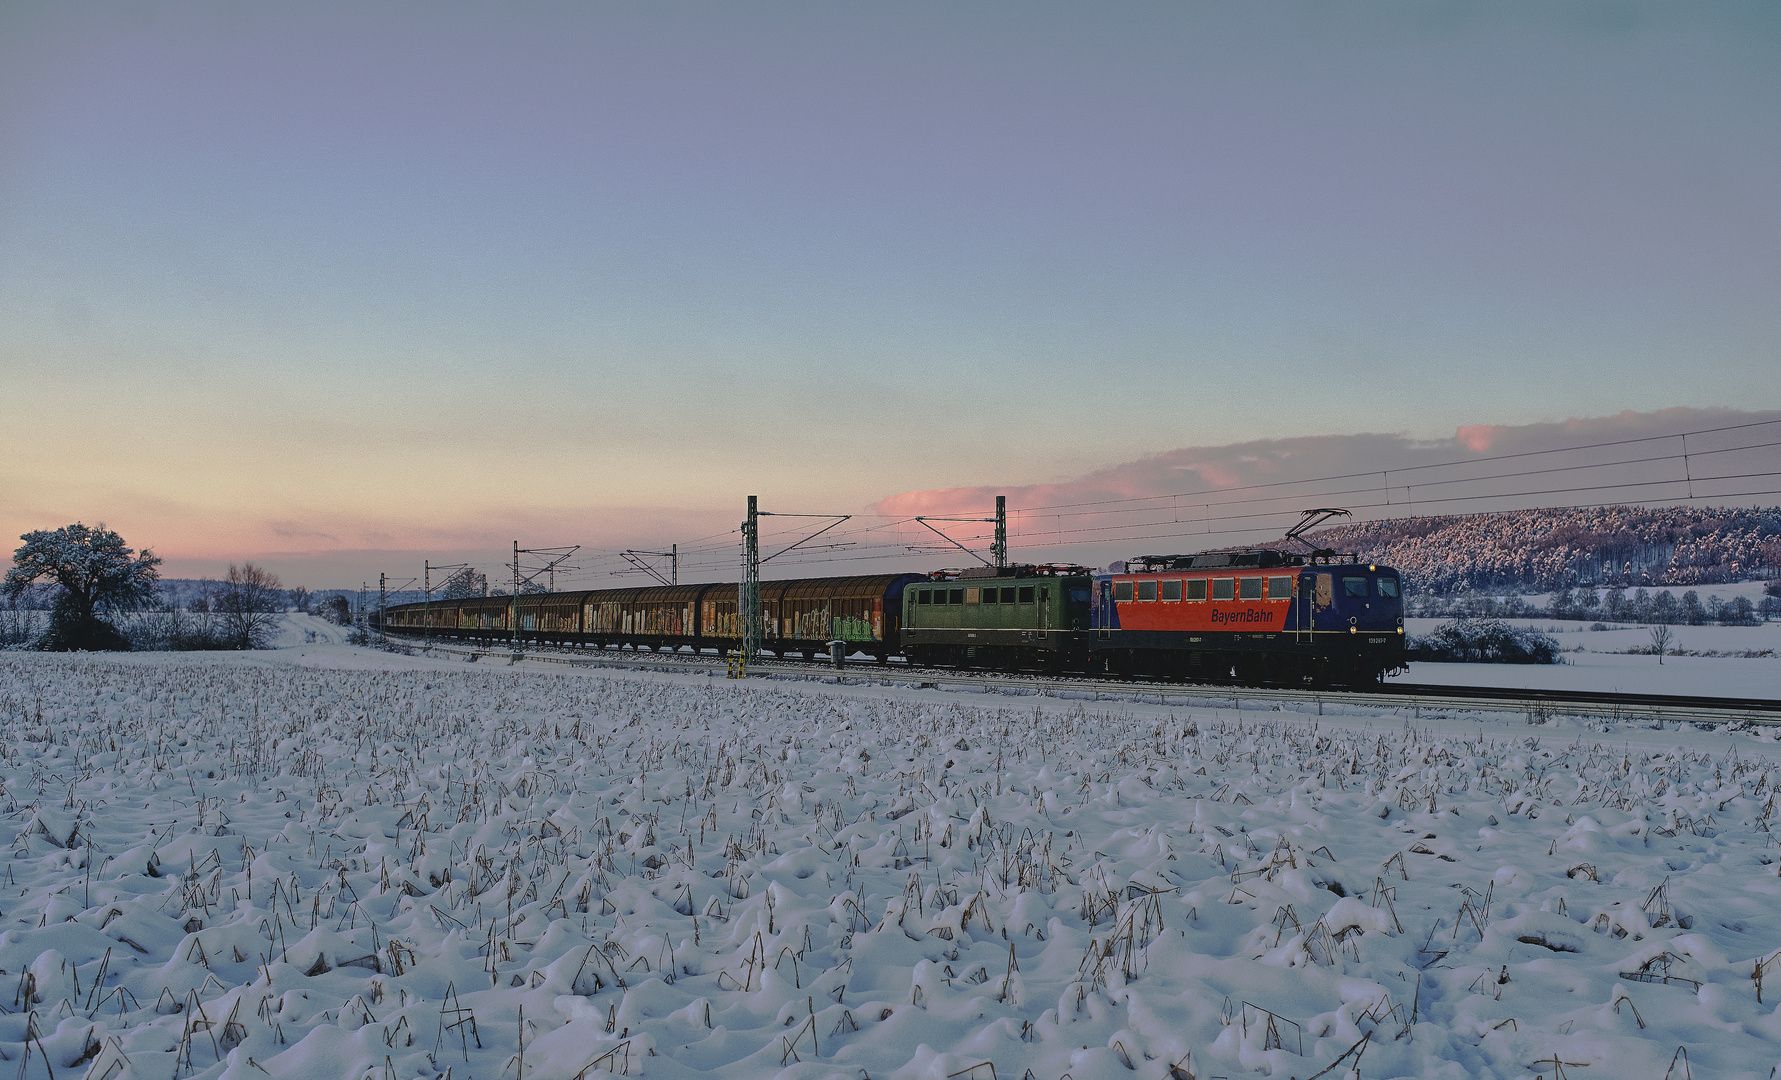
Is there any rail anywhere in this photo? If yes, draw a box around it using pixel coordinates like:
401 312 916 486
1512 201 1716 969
384 634 1781 727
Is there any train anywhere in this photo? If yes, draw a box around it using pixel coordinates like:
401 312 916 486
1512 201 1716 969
377 543 1406 686
381 574 921 664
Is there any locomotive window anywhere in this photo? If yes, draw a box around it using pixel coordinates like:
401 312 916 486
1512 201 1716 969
1239 577 1262 600
1185 579 1207 601
1159 580 1182 601
981 588 998 604
1343 576 1369 597
918 590 932 605
1211 578 1235 600
949 589 965 605
1267 575 1293 599
1377 577 1400 598
1114 581 1134 602
1018 586 1035 604
1001 587 1017 604
1069 588 1090 604
965 588 980 604
1136 581 1158 601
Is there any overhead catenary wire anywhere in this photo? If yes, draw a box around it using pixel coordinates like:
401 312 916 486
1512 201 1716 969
557 476 1781 580
685 472 1781 574
1008 416 1781 515
467 416 1781 586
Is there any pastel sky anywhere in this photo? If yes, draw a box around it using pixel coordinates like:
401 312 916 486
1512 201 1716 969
3 3 1777 587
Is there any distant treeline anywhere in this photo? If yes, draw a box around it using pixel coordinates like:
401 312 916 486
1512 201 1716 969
1407 584 1775 625
8 578 444 621
1313 505 1781 595
153 580 424 611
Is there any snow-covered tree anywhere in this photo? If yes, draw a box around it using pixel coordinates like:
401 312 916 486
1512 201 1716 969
1681 590 1706 625
439 568 485 601
1311 504 1781 594
318 595 352 625
4 523 161 650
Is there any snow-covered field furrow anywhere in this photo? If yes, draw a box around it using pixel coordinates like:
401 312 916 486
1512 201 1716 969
3 650 1781 1080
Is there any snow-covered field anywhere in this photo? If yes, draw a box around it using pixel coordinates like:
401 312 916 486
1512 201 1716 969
5 632 1781 1079
1400 618 1781 698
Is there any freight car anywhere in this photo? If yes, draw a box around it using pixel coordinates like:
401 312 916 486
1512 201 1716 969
380 574 924 661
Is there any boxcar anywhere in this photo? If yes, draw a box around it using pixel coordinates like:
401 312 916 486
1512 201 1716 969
768 575 922 660
584 586 702 651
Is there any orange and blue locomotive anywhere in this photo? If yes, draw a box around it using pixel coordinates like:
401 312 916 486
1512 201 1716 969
1086 548 1406 684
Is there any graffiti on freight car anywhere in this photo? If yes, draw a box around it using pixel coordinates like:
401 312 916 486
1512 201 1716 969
832 614 876 641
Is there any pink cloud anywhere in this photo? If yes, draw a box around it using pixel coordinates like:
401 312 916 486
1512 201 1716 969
1455 425 1504 453
872 407 1781 565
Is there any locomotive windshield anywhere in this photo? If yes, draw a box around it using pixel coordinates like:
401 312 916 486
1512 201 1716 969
1377 576 1400 598
1342 576 1369 597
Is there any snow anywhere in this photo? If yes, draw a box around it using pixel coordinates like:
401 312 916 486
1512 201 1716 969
1401 618 1781 699
3 629 1781 1079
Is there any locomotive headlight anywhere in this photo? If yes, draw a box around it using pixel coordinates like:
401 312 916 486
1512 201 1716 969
1397 627 1404 634
1350 626 1357 634
1369 564 1376 571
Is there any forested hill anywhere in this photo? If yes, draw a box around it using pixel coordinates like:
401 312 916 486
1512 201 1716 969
1309 505 1781 594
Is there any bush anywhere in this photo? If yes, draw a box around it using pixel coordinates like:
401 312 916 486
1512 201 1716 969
116 610 237 651
0 597 46 649
1408 619 1563 664
46 603 132 651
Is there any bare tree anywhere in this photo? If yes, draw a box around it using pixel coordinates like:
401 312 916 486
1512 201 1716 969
215 563 284 649
0 591 46 648
1649 624 1672 664
288 586 312 613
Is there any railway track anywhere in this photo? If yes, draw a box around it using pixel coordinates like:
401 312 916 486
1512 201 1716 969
383 634 1781 727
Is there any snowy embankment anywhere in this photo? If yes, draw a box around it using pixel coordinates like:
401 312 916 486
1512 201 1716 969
4 651 1781 1080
